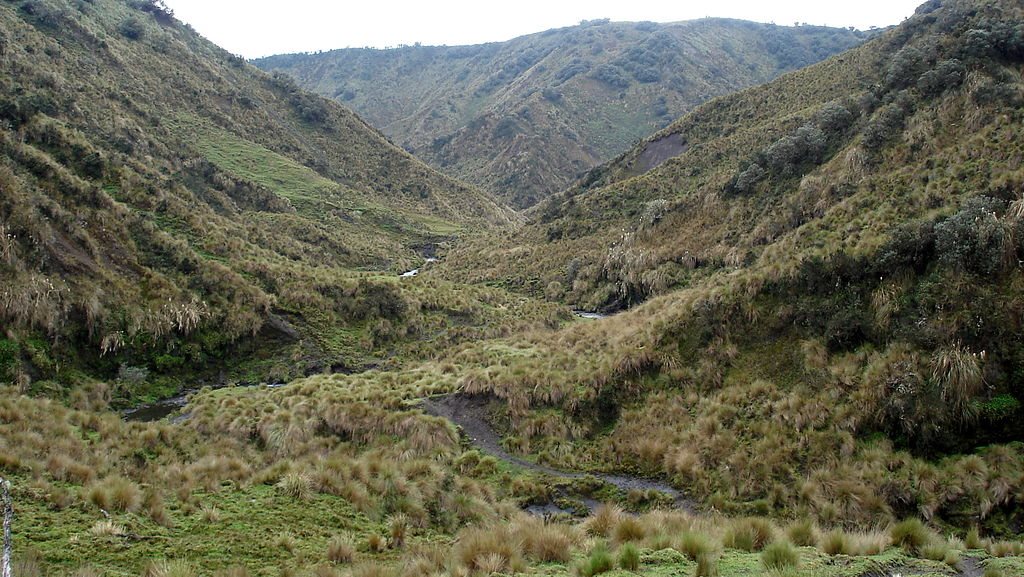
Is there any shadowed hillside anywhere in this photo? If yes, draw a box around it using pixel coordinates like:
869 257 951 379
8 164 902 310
256 20 868 208
0 0 534 402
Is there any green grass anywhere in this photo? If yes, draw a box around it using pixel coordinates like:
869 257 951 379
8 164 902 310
14 478 397 575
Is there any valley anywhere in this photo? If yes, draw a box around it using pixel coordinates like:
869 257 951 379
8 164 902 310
1 0 1024 577
256 20 868 209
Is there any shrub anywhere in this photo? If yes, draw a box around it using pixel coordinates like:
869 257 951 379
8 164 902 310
917 59 966 97
733 163 766 194
934 196 1007 275
120 17 145 40
891 519 931 554
761 540 800 570
618 543 640 571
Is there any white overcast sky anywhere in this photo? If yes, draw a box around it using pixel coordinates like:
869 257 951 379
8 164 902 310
161 0 926 59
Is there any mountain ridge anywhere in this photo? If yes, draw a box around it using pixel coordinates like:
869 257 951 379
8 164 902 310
255 18 870 208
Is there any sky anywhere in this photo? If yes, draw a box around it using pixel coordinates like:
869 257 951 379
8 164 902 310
161 0 926 59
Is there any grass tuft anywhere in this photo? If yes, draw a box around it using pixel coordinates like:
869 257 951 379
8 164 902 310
761 540 800 570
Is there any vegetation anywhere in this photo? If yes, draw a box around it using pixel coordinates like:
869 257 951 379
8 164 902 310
2 0 1024 576
255 21 868 208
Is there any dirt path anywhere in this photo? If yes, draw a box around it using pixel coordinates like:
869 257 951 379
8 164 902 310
420 394 694 511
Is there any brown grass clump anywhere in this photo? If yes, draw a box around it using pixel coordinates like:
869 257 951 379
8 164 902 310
84 476 142 513
145 560 197 577
722 517 773 552
366 533 387 553
612 515 646 544
988 541 1024 557
90 519 127 537
277 472 313 500
585 503 623 537
512 516 575 563
785 519 818 547
327 536 356 565
820 529 854 556
453 524 525 575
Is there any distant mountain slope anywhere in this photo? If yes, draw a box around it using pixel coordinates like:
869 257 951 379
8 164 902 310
441 0 1024 313
0 0 520 399
255 20 869 208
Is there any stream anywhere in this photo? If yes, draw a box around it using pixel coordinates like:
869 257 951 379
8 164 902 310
420 394 694 513
122 382 287 423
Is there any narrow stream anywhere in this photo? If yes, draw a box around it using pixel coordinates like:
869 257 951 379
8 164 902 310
421 394 694 513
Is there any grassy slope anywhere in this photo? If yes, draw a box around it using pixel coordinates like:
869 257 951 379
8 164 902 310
0 0 533 401
426 0 1024 529
255 20 868 208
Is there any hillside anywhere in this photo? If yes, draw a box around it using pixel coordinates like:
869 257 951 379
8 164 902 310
255 20 868 208
431 0 1024 527
0 0 533 403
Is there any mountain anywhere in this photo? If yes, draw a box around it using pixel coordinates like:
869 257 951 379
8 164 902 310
0 0 532 402
255 20 869 208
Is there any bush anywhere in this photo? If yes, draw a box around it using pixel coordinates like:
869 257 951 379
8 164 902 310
917 59 966 97
761 541 800 570
120 17 145 40
733 163 766 194
592 64 631 89
934 196 1008 276
618 542 640 571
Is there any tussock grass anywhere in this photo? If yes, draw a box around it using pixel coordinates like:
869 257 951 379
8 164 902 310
576 542 614 577
890 519 933 555
145 560 197 577
761 540 800 570
722 517 774 552
618 542 640 571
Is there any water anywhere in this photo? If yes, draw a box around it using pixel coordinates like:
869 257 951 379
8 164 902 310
123 383 287 423
400 257 438 278
573 310 608 320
